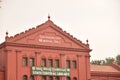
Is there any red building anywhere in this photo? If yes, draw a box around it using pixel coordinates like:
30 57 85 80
91 63 120 80
0 17 120 80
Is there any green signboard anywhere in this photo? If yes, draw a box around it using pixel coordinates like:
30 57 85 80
31 66 70 76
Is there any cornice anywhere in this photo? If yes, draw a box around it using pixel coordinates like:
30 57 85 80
0 42 5 49
49 25 89 49
5 42 91 52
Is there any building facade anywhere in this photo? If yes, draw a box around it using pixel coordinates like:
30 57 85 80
0 17 120 80
0 17 91 80
91 63 120 80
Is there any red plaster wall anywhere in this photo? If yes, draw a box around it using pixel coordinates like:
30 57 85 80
4 46 90 80
0 71 4 80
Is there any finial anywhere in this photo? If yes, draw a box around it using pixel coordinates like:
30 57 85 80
48 14 50 20
86 39 88 44
6 31 8 37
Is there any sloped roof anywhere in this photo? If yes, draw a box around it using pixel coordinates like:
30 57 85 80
91 65 120 72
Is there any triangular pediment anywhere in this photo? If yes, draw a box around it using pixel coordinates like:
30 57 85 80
6 20 89 49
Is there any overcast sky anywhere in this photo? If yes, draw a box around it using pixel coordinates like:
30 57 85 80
0 0 120 60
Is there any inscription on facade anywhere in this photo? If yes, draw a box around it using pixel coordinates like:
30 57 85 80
32 67 70 76
39 35 62 44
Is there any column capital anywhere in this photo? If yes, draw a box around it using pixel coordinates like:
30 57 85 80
15 50 22 53
85 55 91 58
4 49 12 52
35 51 41 54
77 55 82 57
60 53 65 56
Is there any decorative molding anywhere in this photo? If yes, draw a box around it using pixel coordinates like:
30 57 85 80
5 20 90 49
4 49 12 52
35 51 41 54
5 42 91 52
15 50 22 53
60 53 65 56
85 55 91 58
77 55 82 57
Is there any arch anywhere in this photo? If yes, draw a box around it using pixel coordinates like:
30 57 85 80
48 76 53 80
30 75 34 80
55 76 60 80
66 77 71 80
73 77 77 80
41 55 46 59
23 75 27 80
48 55 52 59
66 56 70 60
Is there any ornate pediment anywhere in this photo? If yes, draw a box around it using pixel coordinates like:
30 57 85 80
6 19 90 50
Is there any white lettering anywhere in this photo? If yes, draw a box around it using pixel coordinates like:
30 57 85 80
39 35 61 44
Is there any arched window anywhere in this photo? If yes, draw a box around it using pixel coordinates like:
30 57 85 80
66 77 71 80
42 76 46 80
23 57 28 66
30 76 34 80
23 75 27 80
42 58 46 67
73 77 77 80
48 76 53 80
30 58 34 66
55 76 60 80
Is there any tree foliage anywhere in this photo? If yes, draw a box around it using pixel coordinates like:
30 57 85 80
115 54 120 65
91 54 120 65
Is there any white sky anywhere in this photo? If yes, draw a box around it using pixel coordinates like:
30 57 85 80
0 0 120 60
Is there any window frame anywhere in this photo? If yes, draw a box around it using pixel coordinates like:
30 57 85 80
55 59 59 68
30 58 34 67
30 75 34 80
48 59 53 67
42 58 46 67
72 60 77 69
48 76 53 80
42 76 46 80
66 60 70 68
23 57 28 66
23 75 27 80
73 77 77 80
55 76 60 80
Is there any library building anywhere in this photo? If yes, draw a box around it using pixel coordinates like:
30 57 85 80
0 16 120 80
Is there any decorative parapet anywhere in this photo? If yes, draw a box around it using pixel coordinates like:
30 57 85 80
4 18 90 49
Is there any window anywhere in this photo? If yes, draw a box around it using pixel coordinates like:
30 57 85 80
42 59 46 67
30 76 34 80
73 77 77 80
55 59 59 68
48 76 53 80
48 59 53 67
55 77 60 80
72 60 76 69
66 60 70 68
30 58 34 66
23 75 27 80
66 77 70 80
23 57 27 66
42 76 46 80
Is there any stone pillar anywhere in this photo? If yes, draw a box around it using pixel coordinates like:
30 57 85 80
60 53 66 80
85 54 91 80
35 51 41 80
77 55 82 80
4 49 17 80
15 50 21 80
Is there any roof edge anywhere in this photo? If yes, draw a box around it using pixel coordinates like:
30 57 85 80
111 62 120 71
